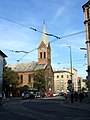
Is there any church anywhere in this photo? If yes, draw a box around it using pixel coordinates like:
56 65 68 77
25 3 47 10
8 24 54 93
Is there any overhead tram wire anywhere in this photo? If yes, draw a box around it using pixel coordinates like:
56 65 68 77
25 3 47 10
0 16 85 39
9 50 29 53
1 49 29 54
0 16 30 28
17 30 86 62
1 29 86 62
0 16 86 61
17 48 38 62
0 16 60 39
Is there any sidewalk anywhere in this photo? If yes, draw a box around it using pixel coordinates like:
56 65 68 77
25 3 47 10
0 97 22 105
60 98 90 111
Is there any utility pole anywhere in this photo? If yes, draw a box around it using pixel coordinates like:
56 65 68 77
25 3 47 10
82 0 90 98
67 45 73 91
68 46 72 82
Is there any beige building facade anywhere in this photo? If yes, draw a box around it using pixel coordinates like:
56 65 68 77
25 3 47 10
82 0 90 98
54 70 71 93
54 68 79 93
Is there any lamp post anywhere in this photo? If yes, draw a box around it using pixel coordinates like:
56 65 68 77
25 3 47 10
67 46 73 91
68 46 73 82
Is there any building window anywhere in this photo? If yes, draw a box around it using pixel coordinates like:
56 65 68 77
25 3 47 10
57 75 59 78
61 80 64 82
61 75 63 78
44 52 46 58
28 74 31 84
21 75 23 84
57 85 59 89
40 52 42 58
67 75 69 78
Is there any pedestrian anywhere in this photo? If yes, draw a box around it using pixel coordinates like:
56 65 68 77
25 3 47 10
67 92 70 102
74 91 78 102
10 92 12 100
79 91 84 103
64 93 68 102
3 92 6 100
22 92 24 99
70 92 74 103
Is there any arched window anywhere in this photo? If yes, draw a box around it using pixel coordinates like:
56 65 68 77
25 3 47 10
21 75 23 84
28 74 31 84
40 52 42 58
44 52 46 58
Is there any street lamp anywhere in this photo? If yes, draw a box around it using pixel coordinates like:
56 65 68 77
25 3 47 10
67 45 73 82
67 45 74 92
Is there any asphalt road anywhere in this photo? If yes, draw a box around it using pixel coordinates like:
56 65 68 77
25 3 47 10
22 99 90 120
0 105 34 120
0 98 90 120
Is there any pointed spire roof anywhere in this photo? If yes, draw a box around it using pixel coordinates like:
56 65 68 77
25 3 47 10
40 23 49 47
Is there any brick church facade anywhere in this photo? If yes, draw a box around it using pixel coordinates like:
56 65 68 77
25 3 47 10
8 24 54 93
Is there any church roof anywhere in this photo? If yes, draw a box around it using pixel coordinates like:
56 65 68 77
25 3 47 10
40 24 49 47
34 63 47 71
7 61 47 72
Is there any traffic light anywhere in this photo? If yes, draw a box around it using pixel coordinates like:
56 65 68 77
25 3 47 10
68 80 72 84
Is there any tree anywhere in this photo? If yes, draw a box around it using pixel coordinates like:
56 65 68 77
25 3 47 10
3 60 19 95
32 69 46 92
82 79 89 92
3 67 19 87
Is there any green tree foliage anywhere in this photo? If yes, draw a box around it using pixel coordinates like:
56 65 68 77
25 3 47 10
32 69 46 92
82 79 89 92
3 67 19 86
3 60 19 90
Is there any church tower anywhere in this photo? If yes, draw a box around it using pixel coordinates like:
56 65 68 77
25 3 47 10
38 24 51 65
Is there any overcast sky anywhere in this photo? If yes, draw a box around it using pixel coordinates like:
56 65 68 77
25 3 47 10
0 0 88 78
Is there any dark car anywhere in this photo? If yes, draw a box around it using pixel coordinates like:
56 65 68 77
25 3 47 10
59 92 64 96
35 92 46 98
35 93 41 98
24 93 35 99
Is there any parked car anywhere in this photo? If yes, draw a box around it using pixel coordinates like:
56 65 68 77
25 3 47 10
24 93 35 99
59 92 64 96
35 92 46 98
53 93 59 97
35 92 41 98
46 93 53 97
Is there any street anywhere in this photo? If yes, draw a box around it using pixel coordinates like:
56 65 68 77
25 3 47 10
0 97 90 120
0 104 34 120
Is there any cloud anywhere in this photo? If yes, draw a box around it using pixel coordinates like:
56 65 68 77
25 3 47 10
50 0 73 25
50 6 66 24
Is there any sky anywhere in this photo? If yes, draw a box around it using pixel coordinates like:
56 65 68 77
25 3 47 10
0 0 88 78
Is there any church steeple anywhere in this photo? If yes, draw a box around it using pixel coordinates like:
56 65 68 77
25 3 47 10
40 23 49 47
38 23 51 65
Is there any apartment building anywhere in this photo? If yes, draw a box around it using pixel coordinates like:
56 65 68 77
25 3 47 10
54 68 78 93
